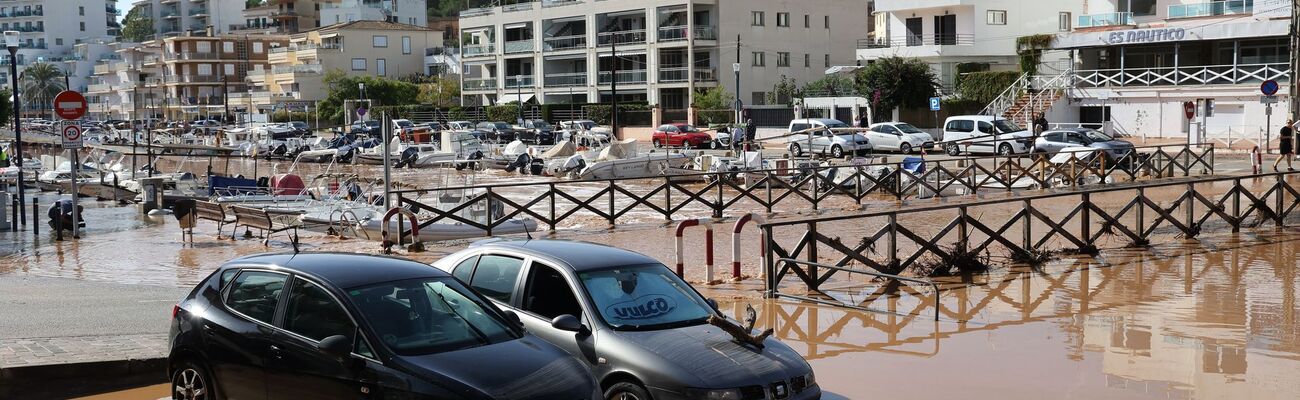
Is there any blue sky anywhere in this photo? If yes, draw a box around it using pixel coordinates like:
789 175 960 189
115 0 129 22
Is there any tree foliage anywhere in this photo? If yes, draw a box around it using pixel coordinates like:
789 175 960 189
765 75 799 106
691 86 733 110
417 76 460 108
20 62 65 119
801 74 856 97
855 56 938 122
1016 34 1055 75
120 5 155 43
0 89 11 125
955 71 1021 105
317 69 420 124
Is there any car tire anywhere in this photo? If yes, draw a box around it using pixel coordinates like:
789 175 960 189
998 143 1013 156
944 143 961 156
900 143 913 154
605 382 652 400
172 359 218 400
789 143 803 157
831 145 844 159
652 139 663 148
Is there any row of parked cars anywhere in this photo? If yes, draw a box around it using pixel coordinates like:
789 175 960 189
342 118 615 147
168 240 817 400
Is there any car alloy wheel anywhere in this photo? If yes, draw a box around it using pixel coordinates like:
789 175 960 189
172 366 210 400
900 143 912 154
998 143 1013 155
653 139 663 148
605 382 651 400
831 145 844 159
790 143 803 157
945 143 961 156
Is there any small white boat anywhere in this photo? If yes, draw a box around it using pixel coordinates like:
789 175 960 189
576 139 693 180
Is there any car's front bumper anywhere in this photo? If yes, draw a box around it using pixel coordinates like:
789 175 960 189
649 384 822 400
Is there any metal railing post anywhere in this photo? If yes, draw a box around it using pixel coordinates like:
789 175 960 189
549 183 557 231
1022 199 1032 251
765 172 773 214
608 180 616 227
31 198 37 236
485 187 494 236
1232 178 1241 233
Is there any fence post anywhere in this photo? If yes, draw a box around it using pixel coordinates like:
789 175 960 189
1022 199 1032 251
1232 178 1241 233
806 221 819 291
763 224 776 297
1185 182 1195 236
1277 174 1285 226
663 177 672 221
888 214 898 270
958 206 968 245
1137 187 1146 238
1080 192 1091 243
714 177 724 218
765 172 773 214
485 187 494 237
549 183 557 231
31 197 38 236
10 195 16 231
608 180 616 227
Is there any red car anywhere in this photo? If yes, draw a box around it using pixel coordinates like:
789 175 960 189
652 123 712 148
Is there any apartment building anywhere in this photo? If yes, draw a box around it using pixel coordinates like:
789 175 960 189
0 0 119 82
457 0 871 111
859 0 1082 91
238 0 427 35
1049 0 1293 140
85 42 164 120
248 20 439 113
320 0 427 27
131 0 244 37
149 33 290 120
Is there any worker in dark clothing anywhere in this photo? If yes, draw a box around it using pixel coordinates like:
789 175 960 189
744 119 757 151
1033 114 1049 135
1274 119 1294 172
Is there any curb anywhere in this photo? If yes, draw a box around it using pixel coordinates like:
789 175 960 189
0 357 167 398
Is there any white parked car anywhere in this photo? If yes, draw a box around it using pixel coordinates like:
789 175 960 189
941 115 1034 156
559 120 612 146
786 118 872 158
866 122 935 153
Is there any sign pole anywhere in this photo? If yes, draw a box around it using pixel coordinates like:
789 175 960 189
1261 80 1281 153
53 90 88 239
69 124 79 239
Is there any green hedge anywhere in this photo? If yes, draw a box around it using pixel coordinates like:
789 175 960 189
486 104 519 122
585 103 650 125
956 71 1021 105
269 111 312 123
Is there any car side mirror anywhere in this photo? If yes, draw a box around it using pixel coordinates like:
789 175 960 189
705 298 720 311
502 309 523 326
317 335 352 360
551 314 587 334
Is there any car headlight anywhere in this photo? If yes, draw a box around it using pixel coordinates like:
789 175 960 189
805 371 816 387
684 388 743 400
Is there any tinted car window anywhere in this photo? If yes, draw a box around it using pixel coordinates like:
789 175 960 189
469 255 524 303
946 120 973 133
1045 132 1063 142
348 278 518 356
791 123 809 132
225 271 288 325
283 278 355 342
452 255 479 283
523 263 583 320
977 122 993 134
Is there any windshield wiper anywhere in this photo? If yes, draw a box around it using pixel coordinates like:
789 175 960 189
428 289 489 344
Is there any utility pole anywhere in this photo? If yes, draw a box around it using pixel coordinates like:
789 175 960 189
735 34 741 124
610 36 619 139
1291 0 1299 119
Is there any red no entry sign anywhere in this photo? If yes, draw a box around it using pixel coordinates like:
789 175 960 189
1183 101 1196 120
54 90 88 121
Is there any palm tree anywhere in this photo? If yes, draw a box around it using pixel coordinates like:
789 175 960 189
20 62 65 120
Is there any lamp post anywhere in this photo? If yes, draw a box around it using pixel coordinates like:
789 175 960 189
5 30 23 227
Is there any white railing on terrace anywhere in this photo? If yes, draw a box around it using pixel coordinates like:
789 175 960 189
597 29 646 46
658 26 687 42
502 2 533 12
505 75 534 88
544 72 586 87
1169 1 1252 19
1077 12 1133 28
544 35 586 51
1073 63 1289 87
597 70 647 84
463 44 494 57
461 7 492 17
658 67 688 82
463 78 497 90
272 64 323 75
542 0 582 8
504 39 535 54
856 34 974 49
694 67 716 82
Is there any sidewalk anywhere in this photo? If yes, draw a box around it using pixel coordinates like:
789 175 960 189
1 334 167 368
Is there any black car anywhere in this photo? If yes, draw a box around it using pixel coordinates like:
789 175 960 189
519 120 556 145
168 253 600 400
350 120 382 135
433 240 820 400
475 121 520 142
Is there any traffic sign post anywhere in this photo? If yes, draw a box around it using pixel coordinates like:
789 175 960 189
53 91 87 239
929 97 941 142
1262 79 1281 152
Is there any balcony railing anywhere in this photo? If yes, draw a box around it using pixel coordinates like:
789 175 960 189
693 26 717 40
658 26 688 42
544 35 586 51
693 67 716 82
505 75 534 88
658 67 688 83
164 51 220 60
543 72 587 87
504 39 534 54
463 44 494 57
163 75 225 84
502 2 533 12
188 6 207 16
88 83 112 93
1077 12 1133 28
1169 1 1252 19
463 78 497 90
857 33 974 49
597 70 647 84
1073 63 1289 87
542 0 582 8
597 29 646 46
160 8 180 18
271 64 323 75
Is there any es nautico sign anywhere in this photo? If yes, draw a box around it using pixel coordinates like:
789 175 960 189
1104 27 1186 45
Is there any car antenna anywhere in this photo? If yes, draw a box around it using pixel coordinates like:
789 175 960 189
523 225 534 241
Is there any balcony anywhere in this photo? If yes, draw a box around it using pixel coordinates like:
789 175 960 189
88 83 112 93
658 26 714 42
463 44 494 57
502 2 533 13
503 39 534 54
857 33 974 49
107 6 119 15
1073 63 1289 87
271 64 323 76
543 72 586 87
598 30 646 46
163 75 225 84
463 78 498 91
504 75 534 88
541 0 582 8
161 8 181 19
1169 1 1252 19
544 35 586 51
693 67 716 82
165 51 221 60
597 70 647 85
188 6 207 16
658 67 688 83
2 9 43 18
1077 12 1133 28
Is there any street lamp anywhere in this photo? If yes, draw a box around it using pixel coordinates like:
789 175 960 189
4 30 24 227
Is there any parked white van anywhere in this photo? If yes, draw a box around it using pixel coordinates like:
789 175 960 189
786 118 873 158
941 116 1034 156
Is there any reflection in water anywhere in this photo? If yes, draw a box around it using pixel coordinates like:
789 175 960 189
723 232 1300 399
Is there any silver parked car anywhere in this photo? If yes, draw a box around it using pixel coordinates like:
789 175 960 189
432 239 820 400
1034 128 1135 162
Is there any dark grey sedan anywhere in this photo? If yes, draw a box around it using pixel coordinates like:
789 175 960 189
1034 128 1135 161
433 239 820 400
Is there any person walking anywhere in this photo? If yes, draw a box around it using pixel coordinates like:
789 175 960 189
744 119 757 150
1033 113 1049 135
1274 119 1294 172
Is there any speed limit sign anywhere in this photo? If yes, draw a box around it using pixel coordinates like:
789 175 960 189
62 124 83 149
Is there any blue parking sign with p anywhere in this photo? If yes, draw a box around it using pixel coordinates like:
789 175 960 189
929 97 941 111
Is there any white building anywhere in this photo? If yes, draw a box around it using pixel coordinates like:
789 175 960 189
85 42 159 120
320 0 427 27
131 0 245 38
1048 0 1293 143
457 0 871 113
859 0 1082 91
0 0 119 82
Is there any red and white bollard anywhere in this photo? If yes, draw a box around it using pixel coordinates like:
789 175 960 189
731 213 766 281
674 219 713 280
1252 146 1263 174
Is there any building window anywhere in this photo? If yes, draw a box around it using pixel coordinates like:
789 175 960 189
752 11 764 26
401 36 411 54
824 15 830 29
777 52 790 67
78 6 84 16
223 41 234 53
987 10 1007 25
352 58 366 71
377 58 386 76
776 13 789 27
197 64 212 75
824 54 830 67
1059 12 1072 31
804 14 810 28
373 35 388 48
54 38 61 46
752 51 765 67
253 42 263 53
80 22 85 31
225 64 235 75
804 53 810 68
752 92 766 106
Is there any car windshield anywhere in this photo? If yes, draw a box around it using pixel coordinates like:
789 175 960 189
676 125 699 132
493 122 511 129
363 121 381 128
1082 130 1113 142
348 277 518 356
896 123 925 134
577 121 596 130
579 264 715 331
992 119 1024 133
395 121 412 128
531 121 552 129
823 121 849 129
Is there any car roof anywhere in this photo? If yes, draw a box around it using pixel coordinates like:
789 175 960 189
468 239 660 272
225 252 448 289
945 115 1003 122
793 118 842 124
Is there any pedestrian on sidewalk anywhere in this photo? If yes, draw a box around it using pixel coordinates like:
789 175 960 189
1273 119 1294 172
1033 113 1049 136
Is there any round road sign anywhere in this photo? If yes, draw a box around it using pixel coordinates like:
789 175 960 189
357 107 368 118
53 90 88 121
1183 101 1196 120
1261 80 1280 96
62 125 82 141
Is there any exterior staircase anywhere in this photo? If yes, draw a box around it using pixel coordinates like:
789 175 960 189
981 69 1072 128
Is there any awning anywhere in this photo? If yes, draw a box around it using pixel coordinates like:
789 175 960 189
1053 18 1288 49
504 22 529 29
498 93 535 104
